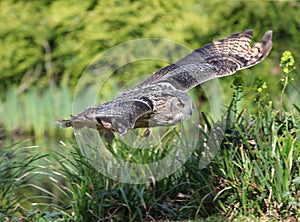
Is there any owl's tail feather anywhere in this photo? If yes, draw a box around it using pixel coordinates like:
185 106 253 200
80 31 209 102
57 113 100 130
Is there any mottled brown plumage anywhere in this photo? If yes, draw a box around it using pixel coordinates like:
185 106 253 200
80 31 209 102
58 30 273 134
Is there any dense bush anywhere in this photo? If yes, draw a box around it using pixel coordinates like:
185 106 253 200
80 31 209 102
0 0 299 93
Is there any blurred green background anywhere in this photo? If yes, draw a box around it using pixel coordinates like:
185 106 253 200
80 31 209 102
0 0 299 145
0 1 299 221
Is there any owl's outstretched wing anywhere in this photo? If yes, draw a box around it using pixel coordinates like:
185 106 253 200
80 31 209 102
134 30 272 92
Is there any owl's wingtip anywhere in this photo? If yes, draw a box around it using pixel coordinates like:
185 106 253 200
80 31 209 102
262 30 273 44
261 30 273 58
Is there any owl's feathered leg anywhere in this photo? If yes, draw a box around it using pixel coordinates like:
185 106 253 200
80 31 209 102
97 129 115 146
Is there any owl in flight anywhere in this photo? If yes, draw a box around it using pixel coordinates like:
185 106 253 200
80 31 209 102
58 30 273 135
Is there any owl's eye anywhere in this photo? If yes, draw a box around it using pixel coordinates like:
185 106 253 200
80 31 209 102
177 102 184 108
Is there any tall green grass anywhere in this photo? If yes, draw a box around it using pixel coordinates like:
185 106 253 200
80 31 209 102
0 140 48 221
0 135 75 221
211 82 299 220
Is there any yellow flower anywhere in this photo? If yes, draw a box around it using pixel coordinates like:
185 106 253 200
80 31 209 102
280 51 295 74
262 82 267 89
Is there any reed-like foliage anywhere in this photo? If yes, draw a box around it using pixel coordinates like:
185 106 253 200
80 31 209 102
0 139 48 220
0 84 73 143
211 81 299 220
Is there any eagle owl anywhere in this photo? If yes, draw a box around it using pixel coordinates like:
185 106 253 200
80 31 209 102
58 30 273 134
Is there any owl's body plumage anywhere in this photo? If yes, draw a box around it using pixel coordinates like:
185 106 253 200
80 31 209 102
58 30 273 134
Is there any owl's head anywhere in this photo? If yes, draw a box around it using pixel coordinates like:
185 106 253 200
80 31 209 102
149 90 194 127
168 92 194 123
